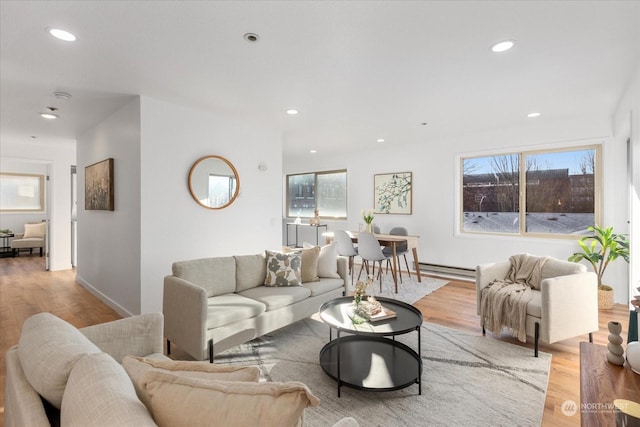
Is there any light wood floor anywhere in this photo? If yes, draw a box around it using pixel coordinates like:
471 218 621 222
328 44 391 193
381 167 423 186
0 257 630 426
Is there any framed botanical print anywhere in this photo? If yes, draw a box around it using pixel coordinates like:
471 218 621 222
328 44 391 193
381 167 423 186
374 172 412 214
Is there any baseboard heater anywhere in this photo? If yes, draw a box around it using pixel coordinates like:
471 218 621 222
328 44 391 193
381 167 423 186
418 262 476 278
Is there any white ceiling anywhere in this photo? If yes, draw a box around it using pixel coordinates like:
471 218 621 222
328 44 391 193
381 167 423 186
1 1 639 157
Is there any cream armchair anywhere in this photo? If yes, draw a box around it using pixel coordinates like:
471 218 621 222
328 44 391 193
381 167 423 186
476 256 599 356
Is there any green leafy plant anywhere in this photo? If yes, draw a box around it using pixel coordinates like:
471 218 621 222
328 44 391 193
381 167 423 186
568 225 629 289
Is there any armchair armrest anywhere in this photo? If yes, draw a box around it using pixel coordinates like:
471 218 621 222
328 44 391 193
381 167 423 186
79 313 164 363
163 275 208 360
14 233 24 239
541 271 598 343
475 261 511 315
336 257 348 290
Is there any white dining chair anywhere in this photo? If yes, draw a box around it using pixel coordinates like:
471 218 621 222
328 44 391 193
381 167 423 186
383 227 411 283
356 232 393 292
334 230 358 287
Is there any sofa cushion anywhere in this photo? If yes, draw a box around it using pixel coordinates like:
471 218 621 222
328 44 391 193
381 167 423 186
264 250 302 287
283 246 320 283
302 277 345 297
235 253 267 292
172 256 236 297
206 294 266 329
526 290 542 318
18 312 102 409
61 353 156 427
23 222 46 239
123 356 260 409
238 285 312 311
305 241 341 278
142 370 319 427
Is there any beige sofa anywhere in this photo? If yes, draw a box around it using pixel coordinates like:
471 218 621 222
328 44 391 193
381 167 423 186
476 254 599 356
5 312 356 427
163 248 348 362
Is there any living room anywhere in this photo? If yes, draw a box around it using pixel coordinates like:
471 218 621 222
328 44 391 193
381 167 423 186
0 1 639 425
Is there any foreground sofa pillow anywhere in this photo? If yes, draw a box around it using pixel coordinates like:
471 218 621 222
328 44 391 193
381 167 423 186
123 356 260 408
142 370 320 427
282 245 320 283
18 312 102 409
61 353 156 427
304 241 341 278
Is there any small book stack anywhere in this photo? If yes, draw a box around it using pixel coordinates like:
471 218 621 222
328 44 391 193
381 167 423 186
367 306 397 321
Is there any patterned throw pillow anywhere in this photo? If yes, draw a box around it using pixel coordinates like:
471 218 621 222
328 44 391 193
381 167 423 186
264 250 302 287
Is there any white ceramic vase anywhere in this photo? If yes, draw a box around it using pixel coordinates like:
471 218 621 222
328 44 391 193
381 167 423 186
627 341 640 375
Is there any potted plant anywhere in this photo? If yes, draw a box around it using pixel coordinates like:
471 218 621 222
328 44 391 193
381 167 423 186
568 225 630 310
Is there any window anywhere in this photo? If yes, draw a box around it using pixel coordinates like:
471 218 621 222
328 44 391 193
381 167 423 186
0 173 45 212
461 145 600 237
286 170 347 218
208 174 236 207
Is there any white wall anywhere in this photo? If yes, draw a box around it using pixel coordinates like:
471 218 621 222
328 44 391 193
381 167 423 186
0 140 75 271
76 98 142 315
285 115 632 302
138 97 283 313
613 63 640 303
76 96 283 315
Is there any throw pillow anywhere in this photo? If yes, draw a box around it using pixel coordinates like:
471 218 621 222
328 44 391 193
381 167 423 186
23 222 45 239
123 356 260 409
17 312 102 409
61 353 156 426
142 370 319 427
264 250 301 286
282 245 320 283
304 241 340 279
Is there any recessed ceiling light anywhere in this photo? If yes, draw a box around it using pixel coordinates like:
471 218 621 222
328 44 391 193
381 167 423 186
490 40 514 53
310 150 317 154
286 109 299 115
376 139 385 143
527 112 541 118
47 27 77 42
244 33 260 43
40 112 58 119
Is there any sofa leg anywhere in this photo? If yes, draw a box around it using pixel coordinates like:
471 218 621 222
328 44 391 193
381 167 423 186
482 325 485 336
39 248 43 257
208 339 214 363
534 322 539 358
167 339 171 355
589 332 593 343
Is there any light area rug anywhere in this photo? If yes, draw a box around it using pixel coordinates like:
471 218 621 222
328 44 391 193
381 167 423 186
216 316 551 427
350 268 449 304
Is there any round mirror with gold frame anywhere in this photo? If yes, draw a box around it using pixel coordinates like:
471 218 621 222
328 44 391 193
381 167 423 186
188 155 240 209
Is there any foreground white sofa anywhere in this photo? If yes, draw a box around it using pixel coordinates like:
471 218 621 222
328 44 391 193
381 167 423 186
163 250 348 362
476 255 599 356
5 312 357 427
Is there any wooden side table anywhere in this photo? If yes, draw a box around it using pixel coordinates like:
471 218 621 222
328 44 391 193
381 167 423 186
580 342 640 426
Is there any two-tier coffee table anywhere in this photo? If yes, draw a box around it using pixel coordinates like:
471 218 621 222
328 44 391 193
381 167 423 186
318 296 423 397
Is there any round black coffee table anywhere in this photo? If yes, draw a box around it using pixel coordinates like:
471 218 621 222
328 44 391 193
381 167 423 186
318 296 423 396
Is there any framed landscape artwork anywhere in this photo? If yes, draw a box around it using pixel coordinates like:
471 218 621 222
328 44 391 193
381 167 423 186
85 158 114 211
374 172 412 214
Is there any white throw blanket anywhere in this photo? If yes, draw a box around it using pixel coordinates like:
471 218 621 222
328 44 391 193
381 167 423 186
480 254 548 342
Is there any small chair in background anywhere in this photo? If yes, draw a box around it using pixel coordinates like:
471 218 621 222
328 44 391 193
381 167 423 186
383 227 411 283
356 232 393 292
334 230 358 287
